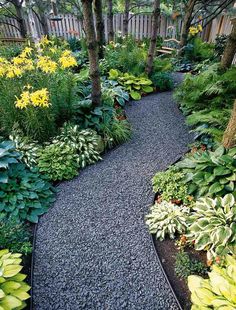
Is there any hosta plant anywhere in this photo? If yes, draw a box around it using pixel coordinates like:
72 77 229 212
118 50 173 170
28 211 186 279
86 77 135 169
152 167 189 204
145 201 189 241
102 80 129 107
0 249 30 309
0 163 55 223
9 126 40 168
176 146 236 198
37 143 79 181
0 141 20 184
188 255 236 309
109 69 153 100
186 194 236 258
53 124 102 168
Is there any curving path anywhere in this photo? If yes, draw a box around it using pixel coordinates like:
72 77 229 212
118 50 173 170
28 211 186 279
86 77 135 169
33 75 192 310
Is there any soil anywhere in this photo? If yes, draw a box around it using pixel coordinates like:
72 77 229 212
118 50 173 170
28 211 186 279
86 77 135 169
153 237 207 310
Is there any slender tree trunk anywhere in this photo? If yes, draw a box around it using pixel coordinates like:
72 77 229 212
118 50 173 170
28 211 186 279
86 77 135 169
123 0 130 36
179 0 197 54
145 0 160 75
94 0 105 59
81 0 101 106
13 0 28 37
107 0 114 42
222 99 236 148
220 18 236 70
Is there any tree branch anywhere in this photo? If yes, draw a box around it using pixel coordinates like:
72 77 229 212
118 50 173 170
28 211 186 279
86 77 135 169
0 20 20 31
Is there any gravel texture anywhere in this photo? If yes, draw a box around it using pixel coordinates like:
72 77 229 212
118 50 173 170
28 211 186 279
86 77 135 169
33 76 192 310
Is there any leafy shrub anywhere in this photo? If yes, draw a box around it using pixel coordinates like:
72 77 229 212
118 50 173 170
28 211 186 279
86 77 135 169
176 146 236 198
186 108 231 142
0 217 32 255
186 194 236 258
215 34 228 57
153 57 173 72
188 255 236 309
175 251 207 279
53 123 102 168
0 249 30 309
145 201 189 241
150 72 174 91
102 79 129 107
109 69 153 100
184 37 215 62
174 65 236 115
9 125 40 167
152 167 189 204
37 144 79 181
0 162 55 223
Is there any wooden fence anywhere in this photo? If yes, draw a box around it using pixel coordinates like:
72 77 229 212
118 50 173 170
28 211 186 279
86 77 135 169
0 13 233 43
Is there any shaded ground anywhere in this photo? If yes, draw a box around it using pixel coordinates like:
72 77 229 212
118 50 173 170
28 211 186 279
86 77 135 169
33 77 192 310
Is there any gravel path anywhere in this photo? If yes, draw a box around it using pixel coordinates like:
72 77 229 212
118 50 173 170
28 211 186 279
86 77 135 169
33 77 192 310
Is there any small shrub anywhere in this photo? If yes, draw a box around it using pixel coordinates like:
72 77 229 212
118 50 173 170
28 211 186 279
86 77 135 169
188 255 236 309
0 217 32 255
145 201 189 241
152 167 189 204
37 144 79 181
0 249 31 309
150 72 174 91
103 119 131 147
175 251 207 279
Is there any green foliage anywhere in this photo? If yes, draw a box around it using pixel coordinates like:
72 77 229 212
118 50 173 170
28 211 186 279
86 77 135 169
152 167 189 204
174 65 236 115
175 251 207 279
0 217 32 255
37 144 79 181
53 124 102 168
184 37 215 62
153 57 173 72
102 118 131 147
150 72 174 91
109 69 153 100
176 146 236 198
186 108 231 142
186 194 236 258
215 34 228 58
0 249 30 309
145 201 189 241
0 141 20 184
188 255 236 309
0 161 55 223
9 125 40 168
104 38 148 75
0 43 23 59
102 80 129 107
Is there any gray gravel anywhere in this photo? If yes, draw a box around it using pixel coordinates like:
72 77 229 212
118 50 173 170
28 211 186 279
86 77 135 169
33 76 192 310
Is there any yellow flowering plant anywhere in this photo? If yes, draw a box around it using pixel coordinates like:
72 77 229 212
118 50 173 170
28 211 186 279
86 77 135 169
0 36 77 142
189 24 203 36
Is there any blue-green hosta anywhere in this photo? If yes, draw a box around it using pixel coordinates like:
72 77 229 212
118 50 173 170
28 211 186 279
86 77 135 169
145 201 189 241
186 194 236 259
188 255 236 309
0 141 20 184
176 146 236 198
0 249 30 310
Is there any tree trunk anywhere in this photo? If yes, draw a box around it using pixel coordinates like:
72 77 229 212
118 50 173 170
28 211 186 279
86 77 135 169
222 99 236 148
94 0 105 59
145 0 160 75
13 0 28 37
179 0 197 54
107 0 114 42
123 0 130 36
39 12 49 36
220 19 236 70
81 0 101 106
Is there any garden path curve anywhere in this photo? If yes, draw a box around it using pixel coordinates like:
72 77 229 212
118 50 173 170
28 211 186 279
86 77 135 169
33 74 192 310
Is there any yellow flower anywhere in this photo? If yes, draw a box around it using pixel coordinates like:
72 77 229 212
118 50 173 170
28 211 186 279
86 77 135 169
20 47 33 58
30 88 50 108
6 65 23 78
49 47 57 54
15 90 31 109
37 56 57 73
197 24 203 32
15 87 50 109
59 50 77 69
39 36 51 47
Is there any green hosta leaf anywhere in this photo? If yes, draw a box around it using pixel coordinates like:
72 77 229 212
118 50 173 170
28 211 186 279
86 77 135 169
195 232 211 251
109 69 119 80
224 181 234 192
130 90 141 100
213 145 225 157
142 86 153 93
214 167 232 176
0 295 22 308
209 182 224 194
